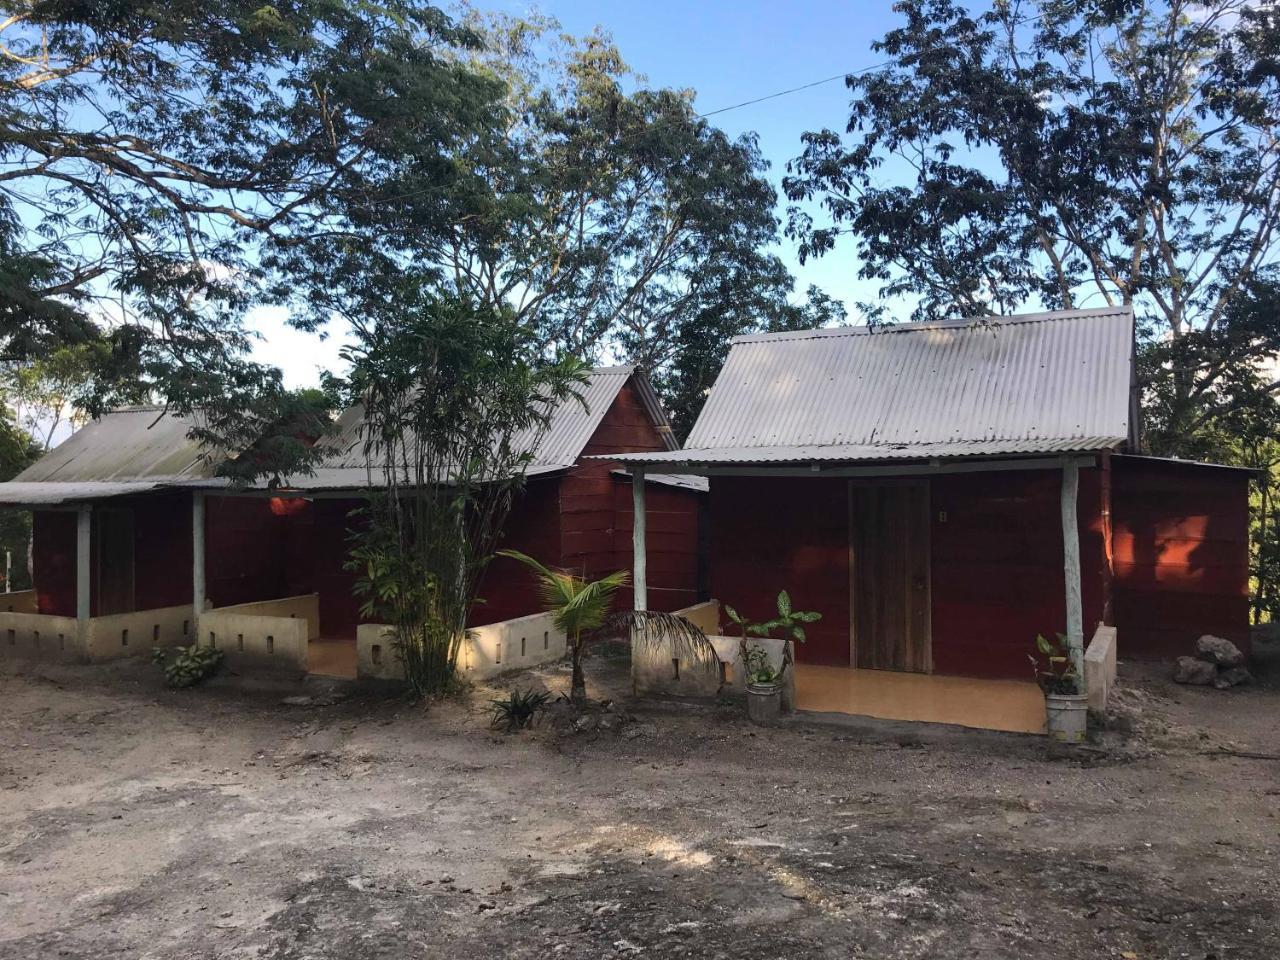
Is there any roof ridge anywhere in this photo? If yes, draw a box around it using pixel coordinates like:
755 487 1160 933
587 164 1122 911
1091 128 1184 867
731 305 1133 346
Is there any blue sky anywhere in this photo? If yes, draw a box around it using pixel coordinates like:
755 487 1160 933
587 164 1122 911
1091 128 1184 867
254 1 912 387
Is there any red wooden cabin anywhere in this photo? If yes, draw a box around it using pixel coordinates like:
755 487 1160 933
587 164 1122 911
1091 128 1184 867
608 307 1251 699
0 368 705 672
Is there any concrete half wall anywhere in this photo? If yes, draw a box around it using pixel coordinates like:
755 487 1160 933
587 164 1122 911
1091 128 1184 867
197 594 318 676
0 604 194 663
357 610 569 683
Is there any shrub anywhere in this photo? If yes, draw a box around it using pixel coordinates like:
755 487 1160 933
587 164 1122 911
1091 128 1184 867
490 688 552 732
153 645 224 689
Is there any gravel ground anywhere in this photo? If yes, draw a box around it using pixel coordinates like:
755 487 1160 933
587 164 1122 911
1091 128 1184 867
1 638 1278 960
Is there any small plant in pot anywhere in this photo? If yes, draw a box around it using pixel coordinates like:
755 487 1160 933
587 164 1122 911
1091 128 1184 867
726 591 821 724
1029 633 1088 742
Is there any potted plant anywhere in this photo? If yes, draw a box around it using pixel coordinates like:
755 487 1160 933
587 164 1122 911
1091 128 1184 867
726 591 821 724
1029 633 1087 742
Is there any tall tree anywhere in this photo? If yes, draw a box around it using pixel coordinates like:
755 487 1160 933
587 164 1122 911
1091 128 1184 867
0 0 504 475
345 297 588 698
418 12 843 435
784 0 1280 449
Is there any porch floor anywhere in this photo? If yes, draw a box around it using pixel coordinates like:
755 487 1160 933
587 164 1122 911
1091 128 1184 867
792 664 1046 735
308 637 357 680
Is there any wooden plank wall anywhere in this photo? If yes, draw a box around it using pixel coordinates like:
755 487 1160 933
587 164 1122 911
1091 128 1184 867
31 510 76 616
929 468 1109 679
205 495 312 609
1110 457 1250 659
708 476 851 665
33 492 199 617
570 379 701 613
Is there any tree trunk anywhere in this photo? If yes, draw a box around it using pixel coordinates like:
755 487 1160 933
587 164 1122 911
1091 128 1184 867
570 636 587 704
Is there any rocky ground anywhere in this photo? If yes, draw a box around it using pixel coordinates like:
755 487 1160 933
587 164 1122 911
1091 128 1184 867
1 635 1278 960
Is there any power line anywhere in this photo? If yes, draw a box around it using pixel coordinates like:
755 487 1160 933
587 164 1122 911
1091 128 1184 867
696 68 874 119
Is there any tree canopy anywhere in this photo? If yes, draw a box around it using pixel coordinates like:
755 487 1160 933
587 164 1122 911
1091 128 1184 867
784 0 1280 450
1 0 504 471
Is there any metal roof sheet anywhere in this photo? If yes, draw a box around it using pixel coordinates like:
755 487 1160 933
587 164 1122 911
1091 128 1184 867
14 407 214 483
315 366 673 476
0 481 165 506
683 306 1134 456
602 437 1124 468
610 469 709 492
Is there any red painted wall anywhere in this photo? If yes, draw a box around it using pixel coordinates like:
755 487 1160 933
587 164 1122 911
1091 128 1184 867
569 379 700 613
708 477 851 665
1110 456 1250 659
930 468 1109 679
34 492 197 616
32 510 75 616
132 491 194 611
474 477 563 626
309 497 364 638
707 468 1112 679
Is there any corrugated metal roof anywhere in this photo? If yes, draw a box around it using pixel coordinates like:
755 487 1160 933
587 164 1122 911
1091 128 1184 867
602 437 1123 467
685 306 1133 454
315 366 673 477
0 481 165 506
14 407 214 483
610 469 710 492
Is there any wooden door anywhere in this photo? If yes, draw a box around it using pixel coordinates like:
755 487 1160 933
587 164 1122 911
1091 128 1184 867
95 509 135 615
850 483 931 672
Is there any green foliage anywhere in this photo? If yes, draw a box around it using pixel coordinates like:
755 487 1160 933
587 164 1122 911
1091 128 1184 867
786 0 1280 338
490 688 552 732
434 12 843 437
154 645 224 689
0 0 504 481
344 300 588 700
726 591 822 644
727 591 821 688
500 549 719 703
1029 634 1080 697
0 408 41 591
498 550 628 704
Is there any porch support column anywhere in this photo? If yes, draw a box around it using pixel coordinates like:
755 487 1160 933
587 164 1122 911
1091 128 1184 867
75 504 91 622
192 492 206 618
1060 459 1085 682
632 467 647 611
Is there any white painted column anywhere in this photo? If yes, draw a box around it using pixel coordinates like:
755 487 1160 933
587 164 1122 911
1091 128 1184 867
632 467 647 611
1060 460 1085 683
192 492 206 618
75 504 91 621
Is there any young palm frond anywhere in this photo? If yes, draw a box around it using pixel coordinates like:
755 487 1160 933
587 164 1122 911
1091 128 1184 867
609 609 720 672
498 549 719 700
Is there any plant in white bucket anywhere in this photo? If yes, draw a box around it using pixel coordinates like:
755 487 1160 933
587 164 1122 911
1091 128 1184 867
1029 633 1088 742
725 591 821 724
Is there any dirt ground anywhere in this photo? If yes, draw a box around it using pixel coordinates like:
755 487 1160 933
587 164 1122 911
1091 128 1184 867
2 640 1278 960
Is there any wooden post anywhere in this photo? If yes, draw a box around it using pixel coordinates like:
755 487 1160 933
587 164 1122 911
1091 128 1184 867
75 504 91 621
1061 460 1085 683
632 467 647 611
192 492 206 618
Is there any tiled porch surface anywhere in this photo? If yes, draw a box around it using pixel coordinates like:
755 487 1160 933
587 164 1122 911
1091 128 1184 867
308 637 357 679
793 664 1046 735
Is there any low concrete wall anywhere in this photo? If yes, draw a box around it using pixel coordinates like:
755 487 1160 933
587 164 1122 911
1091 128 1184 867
356 624 400 681
356 610 570 683
463 610 568 679
0 612 83 662
1084 624 1117 713
1 605 195 664
84 605 194 661
631 600 795 710
198 608 309 676
2 590 38 615
207 594 319 641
